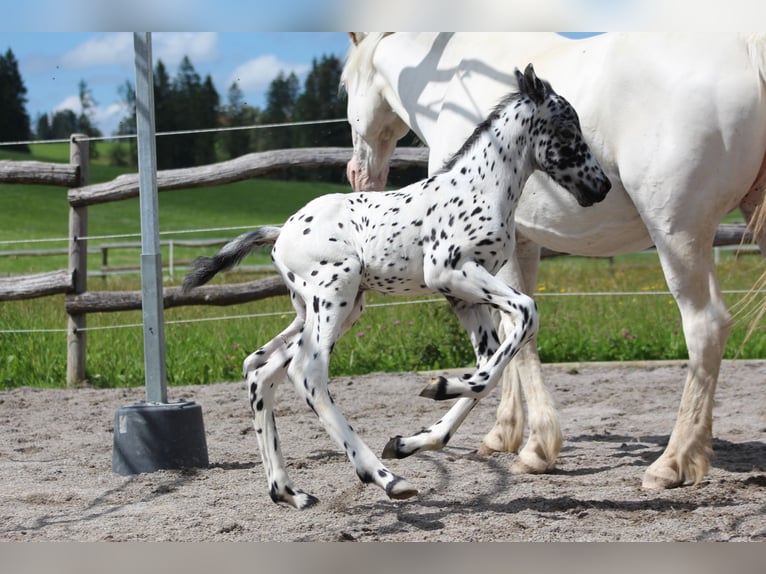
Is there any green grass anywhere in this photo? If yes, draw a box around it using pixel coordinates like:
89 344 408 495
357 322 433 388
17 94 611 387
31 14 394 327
2 142 766 389
1 142 349 274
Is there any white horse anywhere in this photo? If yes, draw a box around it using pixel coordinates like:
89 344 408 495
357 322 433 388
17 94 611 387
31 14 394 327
184 65 610 508
342 32 766 490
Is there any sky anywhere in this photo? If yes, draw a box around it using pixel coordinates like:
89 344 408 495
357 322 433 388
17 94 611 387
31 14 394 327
3 32 352 139
3 0 766 141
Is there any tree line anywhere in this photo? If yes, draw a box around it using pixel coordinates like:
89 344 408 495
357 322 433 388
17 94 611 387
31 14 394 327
113 53 350 176
0 48 349 169
0 48 422 184
0 48 347 173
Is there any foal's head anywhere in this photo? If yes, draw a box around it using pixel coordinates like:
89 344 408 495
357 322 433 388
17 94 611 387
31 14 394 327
516 64 611 207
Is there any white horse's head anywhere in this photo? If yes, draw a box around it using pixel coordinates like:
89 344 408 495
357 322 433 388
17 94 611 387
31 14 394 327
342 33 410 192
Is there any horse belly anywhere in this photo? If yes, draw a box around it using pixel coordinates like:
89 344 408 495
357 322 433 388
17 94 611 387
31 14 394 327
515 179 652 257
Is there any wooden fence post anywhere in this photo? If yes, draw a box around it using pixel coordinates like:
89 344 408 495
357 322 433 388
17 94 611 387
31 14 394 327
67 134 89 387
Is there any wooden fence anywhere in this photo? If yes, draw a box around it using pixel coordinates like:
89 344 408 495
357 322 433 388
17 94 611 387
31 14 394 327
0 137 756 386
0 136 428 386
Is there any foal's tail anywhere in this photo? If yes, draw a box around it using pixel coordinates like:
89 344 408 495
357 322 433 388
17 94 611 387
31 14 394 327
182 226 282 292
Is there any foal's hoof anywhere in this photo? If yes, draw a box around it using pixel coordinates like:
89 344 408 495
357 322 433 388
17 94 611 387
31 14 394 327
294 492 320 510
385 476 418 500
272 487 319 510
419 376 459 401
382 435 409 459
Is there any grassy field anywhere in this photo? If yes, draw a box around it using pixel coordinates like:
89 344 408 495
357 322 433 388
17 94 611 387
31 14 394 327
2 142 766 389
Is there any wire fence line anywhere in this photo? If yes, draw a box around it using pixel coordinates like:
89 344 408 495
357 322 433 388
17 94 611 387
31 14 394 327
0 225 278 247
0 118 348 148
4 289 766 336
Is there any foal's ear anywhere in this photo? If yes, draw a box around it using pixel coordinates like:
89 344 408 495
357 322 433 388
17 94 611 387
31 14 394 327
349 32 367 46
517 63 551 104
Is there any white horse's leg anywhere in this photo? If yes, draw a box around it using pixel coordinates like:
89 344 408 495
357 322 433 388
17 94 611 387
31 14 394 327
642 229 732 489
287 286 418 503
244 311 320 509
479 238 562 473
382 298 498 458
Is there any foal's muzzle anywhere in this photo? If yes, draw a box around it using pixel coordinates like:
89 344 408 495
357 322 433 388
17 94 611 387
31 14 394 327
575 175 612 207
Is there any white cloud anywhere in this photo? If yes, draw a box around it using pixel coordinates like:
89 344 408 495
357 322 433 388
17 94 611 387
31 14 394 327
54 95 82 114
152 33 219 66
61 33 219 70
54 95 128 136
94 102 129 136
61 34 134 68
228 55 310 93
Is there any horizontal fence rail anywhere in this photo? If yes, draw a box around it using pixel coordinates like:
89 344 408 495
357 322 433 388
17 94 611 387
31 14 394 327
0 159 81 187
0 269 73 300
64 276 289 314
68 146 429 207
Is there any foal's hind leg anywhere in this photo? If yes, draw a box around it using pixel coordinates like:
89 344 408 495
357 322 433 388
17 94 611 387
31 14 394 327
288 287 417 503
383 299 498 459
244 313 320 509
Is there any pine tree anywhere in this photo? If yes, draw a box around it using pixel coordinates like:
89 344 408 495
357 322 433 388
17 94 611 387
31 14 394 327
294 55 347 148
163 56 219 168
293 55 348 182
111 80 137 167
0 48 31 152
50 109 78 138
153 60 179 169
222 81 258 159
193 74 219 165
35 113 52 140
259 71 299 151
77 79 102 159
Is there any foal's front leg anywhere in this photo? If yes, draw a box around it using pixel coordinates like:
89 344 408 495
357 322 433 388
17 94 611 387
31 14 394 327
420 261 539 401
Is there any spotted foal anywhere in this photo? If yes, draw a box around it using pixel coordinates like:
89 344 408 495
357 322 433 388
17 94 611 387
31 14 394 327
183 64 610 509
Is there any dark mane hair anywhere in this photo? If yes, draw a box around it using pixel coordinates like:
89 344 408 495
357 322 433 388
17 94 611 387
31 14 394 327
438 91 522 174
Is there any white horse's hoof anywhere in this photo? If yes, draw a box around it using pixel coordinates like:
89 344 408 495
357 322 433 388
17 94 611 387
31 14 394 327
511 456 553 475
476 443 497 457
642 465 683 490
479 429 523 455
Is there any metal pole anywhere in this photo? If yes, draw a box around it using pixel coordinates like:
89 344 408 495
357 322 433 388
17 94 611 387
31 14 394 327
112 33 208 476
133 32 167 404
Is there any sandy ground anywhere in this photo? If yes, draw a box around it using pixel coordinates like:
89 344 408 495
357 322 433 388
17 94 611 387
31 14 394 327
1 360 765 542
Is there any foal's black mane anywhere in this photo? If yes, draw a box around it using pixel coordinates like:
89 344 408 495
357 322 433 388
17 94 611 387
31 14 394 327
438 91 523 174
438 68 556 175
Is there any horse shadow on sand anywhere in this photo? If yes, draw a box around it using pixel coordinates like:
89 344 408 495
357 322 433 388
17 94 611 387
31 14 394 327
308 431 766 539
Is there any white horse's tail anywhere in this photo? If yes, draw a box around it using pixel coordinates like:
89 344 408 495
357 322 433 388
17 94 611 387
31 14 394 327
732 35 766 348
742 33 766 236
182 225 282 292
